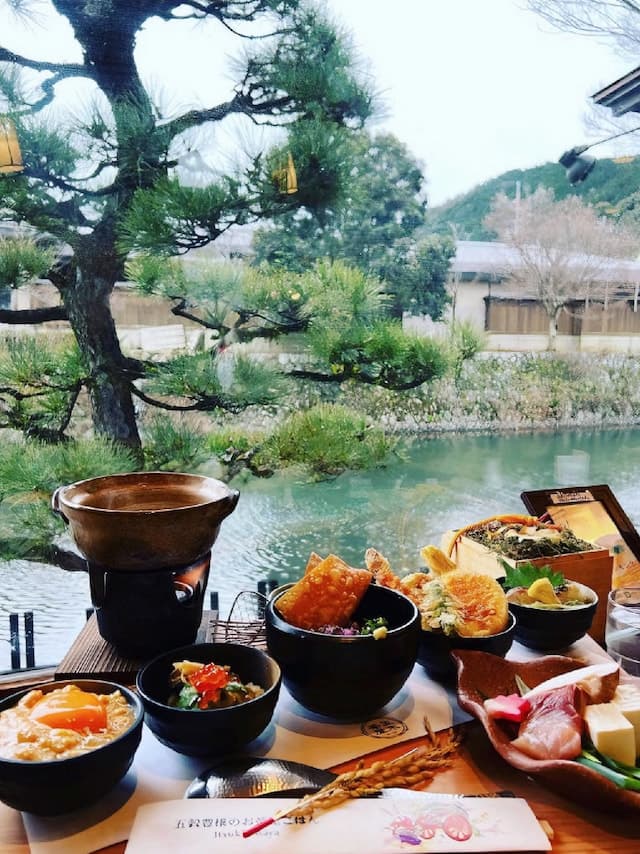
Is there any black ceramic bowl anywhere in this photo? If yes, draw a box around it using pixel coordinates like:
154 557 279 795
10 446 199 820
417 612 516 682
136 642 281 756
0 679 143 815
265 582 420 719
507 580 598 651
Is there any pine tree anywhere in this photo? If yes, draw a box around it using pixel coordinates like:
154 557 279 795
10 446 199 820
0 0 374 451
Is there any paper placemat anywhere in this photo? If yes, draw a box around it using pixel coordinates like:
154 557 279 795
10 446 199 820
124 795 552 853
22 662 469 854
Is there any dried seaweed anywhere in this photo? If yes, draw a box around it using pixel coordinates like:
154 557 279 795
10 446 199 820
465 523 593 560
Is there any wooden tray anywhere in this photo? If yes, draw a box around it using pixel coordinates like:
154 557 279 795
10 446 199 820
52 610 265 684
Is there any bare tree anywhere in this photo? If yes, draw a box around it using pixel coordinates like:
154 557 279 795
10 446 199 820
484 187 638 349
527 1 640 56
528 1 640 144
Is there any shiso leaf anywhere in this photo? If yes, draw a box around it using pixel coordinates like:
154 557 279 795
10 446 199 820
502 561 564 590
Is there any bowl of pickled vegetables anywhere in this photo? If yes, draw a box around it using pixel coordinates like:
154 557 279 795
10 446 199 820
136 643 281 756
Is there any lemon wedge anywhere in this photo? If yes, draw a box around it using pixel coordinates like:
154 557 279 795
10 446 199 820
527 577 561 605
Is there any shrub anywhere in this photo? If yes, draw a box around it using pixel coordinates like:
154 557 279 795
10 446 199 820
252 403 393 479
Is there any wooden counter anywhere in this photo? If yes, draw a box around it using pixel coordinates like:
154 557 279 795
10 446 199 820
1 718 639 853
1 631 638 852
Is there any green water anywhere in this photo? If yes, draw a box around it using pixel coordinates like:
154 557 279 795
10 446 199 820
211 427 640 611
2 427 639 668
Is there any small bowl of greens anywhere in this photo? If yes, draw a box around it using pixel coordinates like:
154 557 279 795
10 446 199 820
136 643 281 756
503 562 598 652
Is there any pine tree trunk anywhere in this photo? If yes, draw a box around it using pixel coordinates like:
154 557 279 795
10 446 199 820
60 234 142 453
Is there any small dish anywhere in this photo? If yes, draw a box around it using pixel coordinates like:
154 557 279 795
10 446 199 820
506 580 598 651
453 650 640 813
185 757 336 799
136 642 281 756
417 613 516 682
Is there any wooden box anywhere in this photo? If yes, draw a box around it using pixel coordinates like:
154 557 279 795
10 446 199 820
441 531 613 644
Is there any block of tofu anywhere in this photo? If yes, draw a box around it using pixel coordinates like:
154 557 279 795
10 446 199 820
611 683 640 758
584 702 636 766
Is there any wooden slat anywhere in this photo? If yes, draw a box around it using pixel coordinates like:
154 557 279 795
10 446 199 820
54 610 221 684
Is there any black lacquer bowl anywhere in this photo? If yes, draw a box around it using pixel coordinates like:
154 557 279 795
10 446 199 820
136 642 281 757
0 679 143 815
507 581 597 651
417 613 516 682
265 582 420 719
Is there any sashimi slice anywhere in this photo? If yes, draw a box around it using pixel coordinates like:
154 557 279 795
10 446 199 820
524 661 619 704
512 684 585 760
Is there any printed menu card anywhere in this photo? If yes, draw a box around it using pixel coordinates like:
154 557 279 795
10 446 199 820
124 795 551 852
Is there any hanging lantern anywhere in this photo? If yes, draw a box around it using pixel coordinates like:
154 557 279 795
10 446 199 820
0 117 24 175
273 152 297 195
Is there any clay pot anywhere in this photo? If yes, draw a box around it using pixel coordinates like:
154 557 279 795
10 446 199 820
52 471 239 572
51 472 240 656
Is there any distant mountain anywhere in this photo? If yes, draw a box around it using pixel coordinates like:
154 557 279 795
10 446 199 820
424 157 640 240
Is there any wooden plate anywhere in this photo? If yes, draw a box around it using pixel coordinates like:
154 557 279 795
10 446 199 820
453 650 640 813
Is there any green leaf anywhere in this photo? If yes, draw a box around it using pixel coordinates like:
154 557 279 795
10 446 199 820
176 685 200 709
502 561 564 590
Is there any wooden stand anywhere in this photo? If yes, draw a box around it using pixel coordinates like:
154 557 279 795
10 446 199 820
53 609 267 685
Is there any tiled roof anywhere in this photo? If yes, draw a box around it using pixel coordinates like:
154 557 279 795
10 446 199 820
452 240 640 284
592 66 640 116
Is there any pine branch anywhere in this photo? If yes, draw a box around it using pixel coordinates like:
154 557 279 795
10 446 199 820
130 385 230 412
0 46 86 77
168 297 226 330
21 165 114 197
0 306 68 324
288 368 430 391
159 0 293 26
159 89 291 141
57 380 84 434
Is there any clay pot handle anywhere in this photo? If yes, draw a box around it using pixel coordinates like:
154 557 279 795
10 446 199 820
224 488 240 516
51 486 69 524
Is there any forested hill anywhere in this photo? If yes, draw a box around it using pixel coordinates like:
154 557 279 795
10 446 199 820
425 156 640 240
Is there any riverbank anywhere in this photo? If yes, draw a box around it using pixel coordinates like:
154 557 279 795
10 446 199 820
219 351 640 437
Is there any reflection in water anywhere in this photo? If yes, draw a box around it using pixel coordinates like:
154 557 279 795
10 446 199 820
1 428 640 669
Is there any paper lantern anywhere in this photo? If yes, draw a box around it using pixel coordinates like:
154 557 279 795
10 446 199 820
273 152 297 194
0 118 24 175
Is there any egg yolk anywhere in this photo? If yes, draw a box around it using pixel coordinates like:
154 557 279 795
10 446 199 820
30 686 107 732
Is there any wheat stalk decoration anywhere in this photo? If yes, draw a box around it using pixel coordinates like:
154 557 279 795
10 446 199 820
242 727 461 839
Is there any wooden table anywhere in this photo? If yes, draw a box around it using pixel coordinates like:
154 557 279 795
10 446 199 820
1 717 639 854
2 632 639 853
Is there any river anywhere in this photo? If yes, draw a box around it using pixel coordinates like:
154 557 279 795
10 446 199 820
2 427 639 670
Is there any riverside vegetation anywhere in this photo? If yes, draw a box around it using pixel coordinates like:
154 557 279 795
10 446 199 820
1 346 640 569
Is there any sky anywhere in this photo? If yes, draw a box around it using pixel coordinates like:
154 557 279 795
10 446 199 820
324 0 633 205
0 0 635 206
